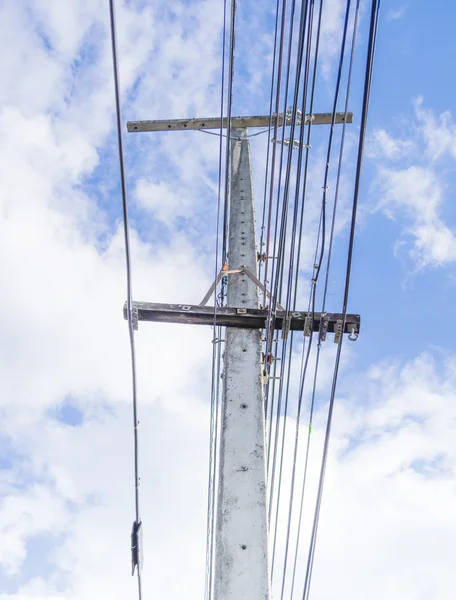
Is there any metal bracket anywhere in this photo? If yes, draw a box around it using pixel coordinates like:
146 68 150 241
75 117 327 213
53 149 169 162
304 314 313 337
199 265 284 310
131 520 143 576
124 302 361 336
199 269 225 306
334 319 343 344
131 306 139 331
282 313 291 340
319 313 329 342
240 267 285 311
272 137 311 150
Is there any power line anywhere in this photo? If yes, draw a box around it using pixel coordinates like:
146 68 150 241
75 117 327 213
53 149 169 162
221 0 237 266
288 2 361 596
266 0 301 533
258 0 283 293
301 1 381 597
108 1 142 599
269 0 314 575
206 2 237 597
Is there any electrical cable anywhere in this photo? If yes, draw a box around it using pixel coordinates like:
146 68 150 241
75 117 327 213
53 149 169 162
258 0 283 293
221 0 237 267
301 2 381 597
108 2 142 598
268 0 314 575
266 0 303 533
262 0 290 515
205 1 231 596
288 2 361 596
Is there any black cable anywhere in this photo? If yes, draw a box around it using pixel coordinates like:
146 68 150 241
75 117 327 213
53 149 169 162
221 0 237 267
205 1 230 596
288 2 361 596
261 0 289 369
266 0 305 532
301 2 381 597
262 0 289 501
321 0 360 311
269 0 314 574
108 1 142 598
313 0 352 290
258 0 282 294
206 328 223 600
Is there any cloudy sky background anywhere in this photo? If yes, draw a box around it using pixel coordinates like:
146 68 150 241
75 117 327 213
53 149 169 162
1 1 456 599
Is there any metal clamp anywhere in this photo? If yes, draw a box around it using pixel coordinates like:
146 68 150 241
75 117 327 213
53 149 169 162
304 315 313 337
131 520 143 576
348 327 359 341
334 319 343 344
282 313 291 340
131 305 139 331
319 313 329 342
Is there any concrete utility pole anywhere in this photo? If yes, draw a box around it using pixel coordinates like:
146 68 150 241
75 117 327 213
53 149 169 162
214 128 269 600
124 110 359 600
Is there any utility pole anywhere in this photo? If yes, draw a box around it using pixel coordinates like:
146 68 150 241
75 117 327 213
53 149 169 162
124 111 359 599
214 128 269 600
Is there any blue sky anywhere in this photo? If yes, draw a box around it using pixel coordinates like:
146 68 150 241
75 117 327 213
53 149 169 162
0 1 456 599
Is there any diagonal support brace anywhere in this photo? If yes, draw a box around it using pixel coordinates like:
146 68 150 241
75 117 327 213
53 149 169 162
199 266 284 310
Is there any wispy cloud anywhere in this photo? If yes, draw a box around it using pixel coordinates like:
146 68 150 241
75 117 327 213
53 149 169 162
369 99 456 269
387 7 407 22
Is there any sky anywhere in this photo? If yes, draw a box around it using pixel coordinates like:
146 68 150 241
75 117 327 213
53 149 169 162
0 1 456 599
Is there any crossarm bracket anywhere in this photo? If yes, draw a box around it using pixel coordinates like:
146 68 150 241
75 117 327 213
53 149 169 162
123 301 360 338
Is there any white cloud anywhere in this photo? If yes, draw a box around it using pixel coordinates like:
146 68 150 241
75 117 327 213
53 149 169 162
370 101 456 269
414 96 456 161
270 351 456 599
0 2 222 595
387 7 407 21
367 128 415 160
1 2 455 600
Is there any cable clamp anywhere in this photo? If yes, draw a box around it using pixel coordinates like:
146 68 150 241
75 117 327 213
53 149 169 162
334 319 343 344
319 313 329 342
281 312 292 340
285 106 303 125
348 326 359 341
304 315 313 337
131 520 143 576
131 305 139 331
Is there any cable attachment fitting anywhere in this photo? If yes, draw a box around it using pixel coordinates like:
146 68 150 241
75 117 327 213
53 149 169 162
131 305 139 331
304 315 313 337
282 313 292 340
261 352 279 365
334 320 343 344
272 138 311 150
348 327 359 341
286 106 303 125
131 520 143 576
319 313 329 342
257 252 267 262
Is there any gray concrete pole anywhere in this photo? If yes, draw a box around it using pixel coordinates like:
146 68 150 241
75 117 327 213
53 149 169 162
214 129 270 600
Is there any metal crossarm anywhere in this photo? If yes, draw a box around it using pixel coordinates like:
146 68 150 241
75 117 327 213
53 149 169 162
123 301 360 337
126 112 353 133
